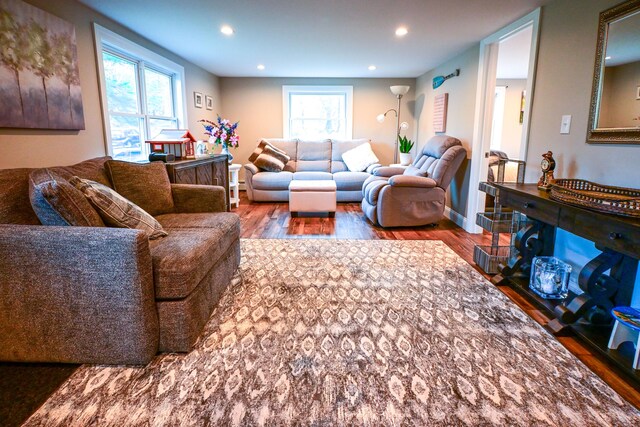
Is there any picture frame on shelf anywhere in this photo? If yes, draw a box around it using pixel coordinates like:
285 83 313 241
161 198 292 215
194 92 203 108
205 95 213 110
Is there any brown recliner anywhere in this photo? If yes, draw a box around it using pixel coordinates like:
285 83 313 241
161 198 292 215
361 135 466 227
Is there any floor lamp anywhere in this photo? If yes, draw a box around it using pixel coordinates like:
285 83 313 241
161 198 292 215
377 85 410 164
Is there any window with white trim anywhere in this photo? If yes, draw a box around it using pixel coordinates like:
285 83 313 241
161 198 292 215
283 86 353 140
94 24 187 162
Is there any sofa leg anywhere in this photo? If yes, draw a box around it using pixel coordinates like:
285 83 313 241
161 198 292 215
329 212 335 218
291 212 298 217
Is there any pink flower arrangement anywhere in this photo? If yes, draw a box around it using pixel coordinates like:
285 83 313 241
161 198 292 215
198 116 239 148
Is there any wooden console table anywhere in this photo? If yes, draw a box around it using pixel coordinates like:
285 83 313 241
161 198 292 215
165 156 230 211
492 183 640 384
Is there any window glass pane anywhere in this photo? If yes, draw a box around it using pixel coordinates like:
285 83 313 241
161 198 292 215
102 51 139 114
110 115 144 162
148 118 179 139
289 93 345 139
144 68 173 117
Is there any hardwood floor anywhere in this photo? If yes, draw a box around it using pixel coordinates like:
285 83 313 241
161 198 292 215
1 193 637 427
234 193 640 409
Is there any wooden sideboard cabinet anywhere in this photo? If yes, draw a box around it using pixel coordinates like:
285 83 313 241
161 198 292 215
165 155 230 211
492 183 640 385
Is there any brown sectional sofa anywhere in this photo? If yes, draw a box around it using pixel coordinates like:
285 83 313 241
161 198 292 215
0 157 240 365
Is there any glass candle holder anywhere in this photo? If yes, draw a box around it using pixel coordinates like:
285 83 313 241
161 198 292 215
529 256 572 300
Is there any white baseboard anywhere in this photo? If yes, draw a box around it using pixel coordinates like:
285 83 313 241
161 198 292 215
444 206 468 230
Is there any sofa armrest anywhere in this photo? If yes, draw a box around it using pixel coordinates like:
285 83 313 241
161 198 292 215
244 163 259 175
171 183 226 213
0 225 159 364
365 163 382 174
373 166 406 177
388 175 438 188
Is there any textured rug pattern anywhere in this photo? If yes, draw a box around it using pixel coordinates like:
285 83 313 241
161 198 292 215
26 239 639 426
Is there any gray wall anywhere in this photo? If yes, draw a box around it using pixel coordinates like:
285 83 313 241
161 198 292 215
219 77 417 179
415 45 480 217
525 0 640 187
0 0 220 169
598 61 640 128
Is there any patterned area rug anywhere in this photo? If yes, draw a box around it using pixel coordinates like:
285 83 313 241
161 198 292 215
26 239 639 426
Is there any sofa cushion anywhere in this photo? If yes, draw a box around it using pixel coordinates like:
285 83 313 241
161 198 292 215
292 171 333 181
333 171 371 191
149 212 240 299
422 135 461 158
0 168 42 225
49 156 113 188
341 142 379 172
263 138 298 172
403 166 428 177
296 140 331 172
106 160 174 216
252 171 294 190
70 177 168 240
29 169 105 227
331 139 370 173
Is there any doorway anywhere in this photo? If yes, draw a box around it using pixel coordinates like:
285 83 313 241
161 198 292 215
465 9 540 233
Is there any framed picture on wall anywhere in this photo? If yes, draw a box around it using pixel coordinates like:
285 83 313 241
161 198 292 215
194 92 203 108
205 95 213 110
0 0 85 130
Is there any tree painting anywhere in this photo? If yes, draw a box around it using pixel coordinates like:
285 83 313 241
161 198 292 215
0 0 84 129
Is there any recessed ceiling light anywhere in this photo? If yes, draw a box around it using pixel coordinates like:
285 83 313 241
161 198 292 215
368 65 377 71
257 64 265 70
220 25 234 36
395 27 408 37
605 56 612 60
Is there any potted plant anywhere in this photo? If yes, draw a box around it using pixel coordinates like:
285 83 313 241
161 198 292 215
398 135 414 166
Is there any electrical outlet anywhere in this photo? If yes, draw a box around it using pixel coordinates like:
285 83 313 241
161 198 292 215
560 115 572 134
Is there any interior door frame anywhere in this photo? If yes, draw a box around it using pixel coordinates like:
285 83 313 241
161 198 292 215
464 8 541 233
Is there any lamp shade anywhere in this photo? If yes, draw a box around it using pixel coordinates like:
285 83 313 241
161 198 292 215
390 85 410 96
376 113 386 123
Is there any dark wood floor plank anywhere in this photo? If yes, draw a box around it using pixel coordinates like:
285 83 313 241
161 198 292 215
233 193 640 409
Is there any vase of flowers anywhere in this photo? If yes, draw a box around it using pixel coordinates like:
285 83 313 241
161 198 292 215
398 135 414 166
198 116 239 164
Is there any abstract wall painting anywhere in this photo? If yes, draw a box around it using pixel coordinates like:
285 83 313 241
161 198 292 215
0 0 85 130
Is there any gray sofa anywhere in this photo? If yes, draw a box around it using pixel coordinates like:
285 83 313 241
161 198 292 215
0 157 240 365
244 138 381 202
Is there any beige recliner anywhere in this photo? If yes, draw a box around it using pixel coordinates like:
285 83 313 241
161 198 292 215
361 135 466 227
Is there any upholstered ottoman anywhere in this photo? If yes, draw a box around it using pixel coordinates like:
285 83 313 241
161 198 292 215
289 180 337 216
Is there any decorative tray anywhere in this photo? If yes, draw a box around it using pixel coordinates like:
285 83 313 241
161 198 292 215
549 179 640 218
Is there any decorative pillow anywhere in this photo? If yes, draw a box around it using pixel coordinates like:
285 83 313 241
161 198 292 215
249 140 289 162
403 166 428 178
341 142 379 172
70 176 168 240
249 140 290 172
29 169 105 227
105 160 174 216
253 146 291 172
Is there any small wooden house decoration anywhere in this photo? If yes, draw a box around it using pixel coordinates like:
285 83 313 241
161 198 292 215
146 129 196 159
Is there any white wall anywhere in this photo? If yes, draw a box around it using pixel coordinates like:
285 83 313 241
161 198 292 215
0 0 220 169
495 79 526 159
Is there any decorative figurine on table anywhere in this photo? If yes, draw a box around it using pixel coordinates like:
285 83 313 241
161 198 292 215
537 151 556 191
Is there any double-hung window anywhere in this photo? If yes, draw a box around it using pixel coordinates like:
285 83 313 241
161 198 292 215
94 24 186 162
283 86 353 140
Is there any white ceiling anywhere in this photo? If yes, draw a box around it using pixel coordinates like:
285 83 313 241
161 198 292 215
496 25 533 79
79 0 549 78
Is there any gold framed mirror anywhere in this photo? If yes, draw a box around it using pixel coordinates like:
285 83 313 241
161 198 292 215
588 0 640 144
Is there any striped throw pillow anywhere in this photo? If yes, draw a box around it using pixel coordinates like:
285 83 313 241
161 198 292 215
249 140 290 172
70 176 168 240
